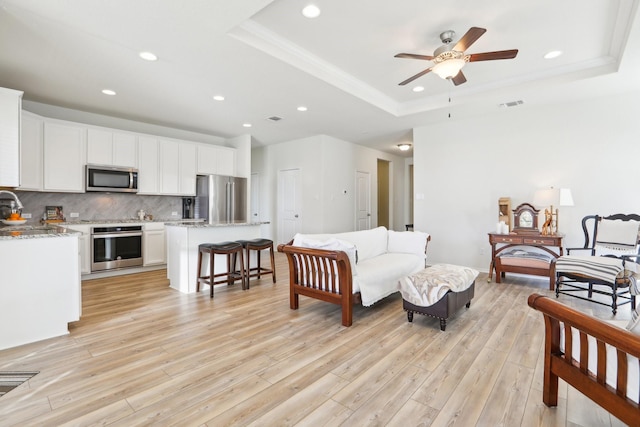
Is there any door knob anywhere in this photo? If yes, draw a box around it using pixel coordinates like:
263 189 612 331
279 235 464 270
295 214 299 218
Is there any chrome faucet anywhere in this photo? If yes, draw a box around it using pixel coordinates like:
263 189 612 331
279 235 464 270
0 190 24 209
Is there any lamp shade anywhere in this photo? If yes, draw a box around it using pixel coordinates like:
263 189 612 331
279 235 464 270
533 188 559 208
559 188 574 206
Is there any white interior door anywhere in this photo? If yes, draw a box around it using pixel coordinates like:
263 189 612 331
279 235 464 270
356 171 371 231
278 168 301 244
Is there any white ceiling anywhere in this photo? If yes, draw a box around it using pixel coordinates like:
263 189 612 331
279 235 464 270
1 0 639 156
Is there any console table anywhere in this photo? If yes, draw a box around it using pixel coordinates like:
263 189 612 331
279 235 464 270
488 233 563 289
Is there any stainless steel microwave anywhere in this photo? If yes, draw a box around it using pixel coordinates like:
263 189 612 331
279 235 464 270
86 165 138 193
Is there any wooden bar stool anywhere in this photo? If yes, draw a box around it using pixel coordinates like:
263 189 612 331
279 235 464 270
235 238 276 288
196 241 246 298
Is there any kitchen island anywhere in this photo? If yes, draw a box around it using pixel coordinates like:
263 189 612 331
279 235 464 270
0 225 81 350
165 222 268 293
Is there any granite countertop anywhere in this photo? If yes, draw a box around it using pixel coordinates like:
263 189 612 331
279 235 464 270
165 221 270 228
60 218 205 225
0 218 260 239
0 225 81 240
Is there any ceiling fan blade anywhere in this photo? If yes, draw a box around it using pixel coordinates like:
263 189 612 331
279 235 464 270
398 68 432 85
394 53 434 60
451 71 467 86
453 27 486 52
468 49 519 62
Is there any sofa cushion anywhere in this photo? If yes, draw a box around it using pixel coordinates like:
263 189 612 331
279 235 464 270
387 230 429 257
331 226 388 262
627 308 640 335
294 226 389 263
354 253 424 306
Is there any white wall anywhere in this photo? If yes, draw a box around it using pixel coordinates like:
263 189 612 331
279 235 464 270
252 134 407 242
413 90 640 272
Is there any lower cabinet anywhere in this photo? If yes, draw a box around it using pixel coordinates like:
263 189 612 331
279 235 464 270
143 223 166 265
64 225 91 275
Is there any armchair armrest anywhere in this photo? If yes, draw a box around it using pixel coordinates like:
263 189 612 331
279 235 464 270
566 247 596 255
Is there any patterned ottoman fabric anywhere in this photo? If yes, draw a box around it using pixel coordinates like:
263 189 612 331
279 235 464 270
399 263 479 307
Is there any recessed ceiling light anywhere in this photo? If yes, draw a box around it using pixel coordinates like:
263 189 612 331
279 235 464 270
544 50 563 59
302 4 321 18
243 123 252 128
297 106 308 112
101 89 116 96
139 51 158 61
213 95 225 101
412 86 424 93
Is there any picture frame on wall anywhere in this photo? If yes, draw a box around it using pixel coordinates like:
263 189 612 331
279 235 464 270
46 205 65 221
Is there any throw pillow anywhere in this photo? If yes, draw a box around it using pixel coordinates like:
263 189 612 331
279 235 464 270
293 236 358 276
387 230 429 256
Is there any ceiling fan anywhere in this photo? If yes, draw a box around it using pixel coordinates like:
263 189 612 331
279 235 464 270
394 27 518 86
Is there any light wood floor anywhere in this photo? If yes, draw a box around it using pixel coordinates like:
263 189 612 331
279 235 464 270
0 253 633 426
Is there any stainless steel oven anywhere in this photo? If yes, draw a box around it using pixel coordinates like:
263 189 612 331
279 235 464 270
91 225 143 272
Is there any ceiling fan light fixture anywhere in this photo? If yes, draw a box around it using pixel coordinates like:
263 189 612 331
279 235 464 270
397 143 412 151
432 58 467 79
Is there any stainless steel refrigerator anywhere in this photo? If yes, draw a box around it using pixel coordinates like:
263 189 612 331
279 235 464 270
196 175 247 223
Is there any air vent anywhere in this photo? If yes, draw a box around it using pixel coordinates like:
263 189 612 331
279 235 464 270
498 100 524 108
267 116 283 122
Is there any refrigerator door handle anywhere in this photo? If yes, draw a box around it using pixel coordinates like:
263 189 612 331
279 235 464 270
227 181 234 222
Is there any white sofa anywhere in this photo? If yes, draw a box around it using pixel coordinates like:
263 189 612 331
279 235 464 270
278 226 430 326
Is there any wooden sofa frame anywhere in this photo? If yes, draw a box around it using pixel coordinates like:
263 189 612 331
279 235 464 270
277 243 356 326
278 235 430 327
527 293 640 426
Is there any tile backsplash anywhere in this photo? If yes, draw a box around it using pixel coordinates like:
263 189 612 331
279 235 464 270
14 191 185 223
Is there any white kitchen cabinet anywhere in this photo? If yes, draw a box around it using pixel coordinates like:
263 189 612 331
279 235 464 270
44 121 86 192
137 136 159 194
19 112 44 191
159 139 196 195
0 87 23 187
196 144 236 176
216 146 236 176
179 142 196 195
143 222 165 265
87 128 137 167
65 224 91 274
159 139 180 194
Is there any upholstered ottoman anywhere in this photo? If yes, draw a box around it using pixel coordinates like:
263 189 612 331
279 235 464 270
399 264 479 331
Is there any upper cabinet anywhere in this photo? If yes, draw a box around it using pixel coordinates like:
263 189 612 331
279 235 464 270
197 144 236 176
0 88 23 187
19 112 44 191
15 109 239 195
137 136 159 195
43 121 86 192
159 139 196 195
87 128 137 167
